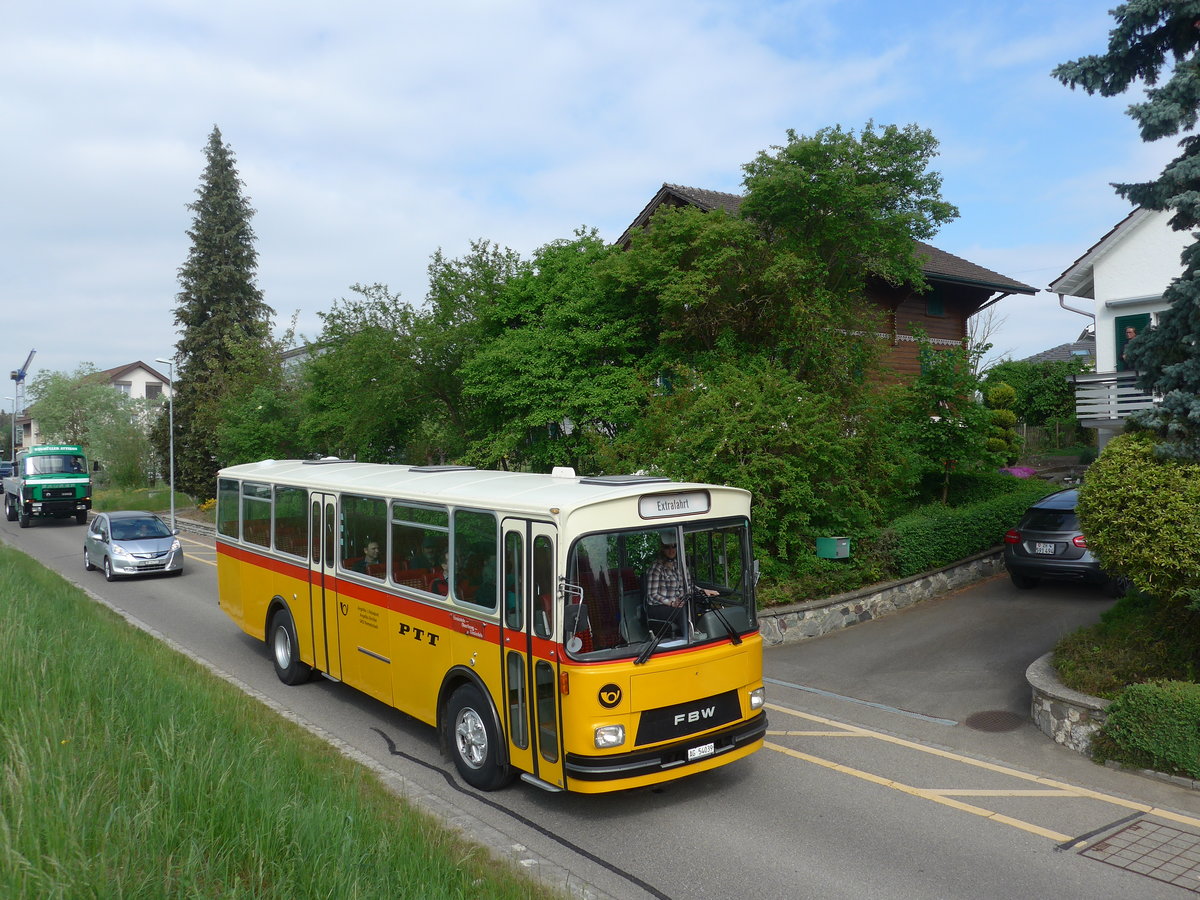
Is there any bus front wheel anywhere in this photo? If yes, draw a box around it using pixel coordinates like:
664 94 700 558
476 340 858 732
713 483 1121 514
446 684 511 791
270 608 312 685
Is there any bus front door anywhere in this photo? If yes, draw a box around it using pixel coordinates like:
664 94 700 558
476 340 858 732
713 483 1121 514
309 492 342 681
500 519 565 790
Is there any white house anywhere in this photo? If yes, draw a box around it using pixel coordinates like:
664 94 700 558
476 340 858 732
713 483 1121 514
17 360 172 448
1049 207 1189 448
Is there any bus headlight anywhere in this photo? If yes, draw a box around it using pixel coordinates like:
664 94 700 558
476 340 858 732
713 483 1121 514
594 724 625 749
749 687 765 710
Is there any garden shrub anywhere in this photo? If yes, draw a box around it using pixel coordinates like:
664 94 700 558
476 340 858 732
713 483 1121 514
884 479 1059 577
1053 589 1200 699
916 470 1045 506
1092 681 1200 779
1077 431 1200 602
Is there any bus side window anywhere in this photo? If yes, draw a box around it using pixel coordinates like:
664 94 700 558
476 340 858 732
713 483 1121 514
533 535 553 639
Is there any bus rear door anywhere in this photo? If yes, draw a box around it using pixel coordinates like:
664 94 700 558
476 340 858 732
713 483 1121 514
501 519 565 790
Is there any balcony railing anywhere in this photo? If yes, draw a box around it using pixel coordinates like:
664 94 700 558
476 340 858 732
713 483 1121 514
1070 371 1157 428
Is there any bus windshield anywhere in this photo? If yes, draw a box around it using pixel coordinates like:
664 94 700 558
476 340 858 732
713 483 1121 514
563 519 756 659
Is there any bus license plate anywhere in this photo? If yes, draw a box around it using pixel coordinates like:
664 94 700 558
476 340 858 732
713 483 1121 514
688 742 715 761
1034 542 1055 555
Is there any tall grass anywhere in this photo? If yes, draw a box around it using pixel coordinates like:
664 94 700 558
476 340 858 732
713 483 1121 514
91 484 193 514
0 545 559 899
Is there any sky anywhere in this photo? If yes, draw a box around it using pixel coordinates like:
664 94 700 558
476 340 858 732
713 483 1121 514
1 0 1179 396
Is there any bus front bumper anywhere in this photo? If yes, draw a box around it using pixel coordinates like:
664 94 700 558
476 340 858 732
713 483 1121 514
563 711 768 783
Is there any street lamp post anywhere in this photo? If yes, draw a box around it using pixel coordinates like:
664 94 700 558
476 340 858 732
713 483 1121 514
154 358 176 532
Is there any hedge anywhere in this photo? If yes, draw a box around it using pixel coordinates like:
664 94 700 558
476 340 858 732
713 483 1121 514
1093 680 1200 779
884 478 1060 577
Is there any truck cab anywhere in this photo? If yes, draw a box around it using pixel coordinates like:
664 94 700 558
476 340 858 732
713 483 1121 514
2 445 92 527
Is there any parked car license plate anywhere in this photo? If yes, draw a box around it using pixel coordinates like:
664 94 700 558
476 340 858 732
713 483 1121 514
1034 542 1055 555
688 742 715 761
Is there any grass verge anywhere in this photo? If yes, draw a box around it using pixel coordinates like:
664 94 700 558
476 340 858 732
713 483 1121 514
0 543 561 899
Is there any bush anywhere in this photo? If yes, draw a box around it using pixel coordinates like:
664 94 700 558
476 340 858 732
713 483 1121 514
1092 681 1200 779
1077 431 1200 601
1054 589 1200 698
884 479 1059 577
915 470 1048 506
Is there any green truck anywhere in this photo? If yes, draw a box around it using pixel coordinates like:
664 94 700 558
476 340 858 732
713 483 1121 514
2 444 92 527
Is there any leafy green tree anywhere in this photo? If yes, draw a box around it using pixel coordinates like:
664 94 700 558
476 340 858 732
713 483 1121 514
1054 1 1200 459
298 284 425 462
28 365 155 487
740 122 959 295
907 332 1000 502
600 359 921 571
169 126 275 496
982 357 1092 427
462 231 644 470
603 206 884 396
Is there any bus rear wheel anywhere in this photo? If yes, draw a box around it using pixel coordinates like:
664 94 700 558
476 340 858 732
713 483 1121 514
270 608 312 685
446 683 511 791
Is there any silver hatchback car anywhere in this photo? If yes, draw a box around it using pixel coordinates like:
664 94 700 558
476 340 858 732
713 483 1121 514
1003 488 1124 595
84 511 184 581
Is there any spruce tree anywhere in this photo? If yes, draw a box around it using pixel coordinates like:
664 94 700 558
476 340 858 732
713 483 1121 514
169 126 274 497
1054 1 1200 459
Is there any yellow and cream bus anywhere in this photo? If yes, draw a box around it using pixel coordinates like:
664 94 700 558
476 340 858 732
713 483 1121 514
215 459 767 793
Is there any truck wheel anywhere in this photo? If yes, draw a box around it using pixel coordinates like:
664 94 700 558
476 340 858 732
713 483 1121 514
4 495 15 522
76 510 88 525
445 683 512 791
18 509 30 528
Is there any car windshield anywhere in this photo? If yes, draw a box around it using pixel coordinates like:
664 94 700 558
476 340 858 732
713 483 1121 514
111 518 171 541
26 454 86 475
562 518 756 660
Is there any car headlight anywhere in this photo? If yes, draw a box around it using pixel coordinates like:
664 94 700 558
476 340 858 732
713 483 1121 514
594 724 625 749
110 544 134 560
749 687 765 710
170 539 181 552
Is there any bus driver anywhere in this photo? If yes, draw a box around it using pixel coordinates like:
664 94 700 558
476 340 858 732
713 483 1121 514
645 531 717 630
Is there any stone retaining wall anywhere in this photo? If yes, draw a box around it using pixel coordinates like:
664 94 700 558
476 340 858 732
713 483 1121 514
758 549 1005 646
1026 652 1109 755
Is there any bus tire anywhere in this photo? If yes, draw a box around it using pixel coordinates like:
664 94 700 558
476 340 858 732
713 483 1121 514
446 683 511 791
269 608 312 685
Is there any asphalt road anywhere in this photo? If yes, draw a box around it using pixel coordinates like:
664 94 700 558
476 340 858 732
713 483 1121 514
6 514 1200 900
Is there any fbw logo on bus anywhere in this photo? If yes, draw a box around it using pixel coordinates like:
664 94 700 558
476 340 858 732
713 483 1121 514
675 705 716 726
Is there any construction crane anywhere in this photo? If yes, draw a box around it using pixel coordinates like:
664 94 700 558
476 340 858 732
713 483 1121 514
11 349 35 386
9 349 35 454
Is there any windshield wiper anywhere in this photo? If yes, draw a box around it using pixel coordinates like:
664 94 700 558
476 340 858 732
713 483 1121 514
635 605 685 665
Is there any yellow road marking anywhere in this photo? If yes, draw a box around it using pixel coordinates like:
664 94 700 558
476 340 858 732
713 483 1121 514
929 790 1080 798
765 701 1200 834
765 740 1072 842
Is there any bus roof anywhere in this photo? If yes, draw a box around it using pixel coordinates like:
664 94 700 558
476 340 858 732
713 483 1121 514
218 459 749 518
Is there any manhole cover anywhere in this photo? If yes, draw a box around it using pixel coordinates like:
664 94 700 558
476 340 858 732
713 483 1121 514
963 710 1025 732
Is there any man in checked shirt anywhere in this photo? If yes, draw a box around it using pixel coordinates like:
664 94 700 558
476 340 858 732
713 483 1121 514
644 531 718 634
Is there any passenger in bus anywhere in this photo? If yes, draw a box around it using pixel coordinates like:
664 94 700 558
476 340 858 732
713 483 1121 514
645 532 717 630
352 541 382 576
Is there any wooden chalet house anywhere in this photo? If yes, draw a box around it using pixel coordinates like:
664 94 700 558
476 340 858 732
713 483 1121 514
619 184 1036 379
